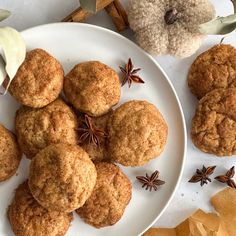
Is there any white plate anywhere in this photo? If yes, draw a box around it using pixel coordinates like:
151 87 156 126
0 23 186 236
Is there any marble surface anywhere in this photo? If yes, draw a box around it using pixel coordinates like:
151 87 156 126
1 0 236 231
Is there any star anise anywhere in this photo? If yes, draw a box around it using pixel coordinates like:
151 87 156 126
215 166 236 189
119 58 144 87
77 114 107 147
188 165 216 186
136 170 165 191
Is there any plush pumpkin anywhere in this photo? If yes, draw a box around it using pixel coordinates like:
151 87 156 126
128 0 215 58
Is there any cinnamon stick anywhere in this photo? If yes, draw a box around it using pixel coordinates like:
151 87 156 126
62 7 92 22
62 0 129 32
62 0 113 22
105 1 128 31
113 0 129 26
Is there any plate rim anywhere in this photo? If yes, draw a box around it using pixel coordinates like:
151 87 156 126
21 22 187 236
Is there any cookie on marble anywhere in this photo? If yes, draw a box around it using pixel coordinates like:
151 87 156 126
15 98 78 159
29 144 97 212
0 124 21 182
188 44 236 99
8 181 73 236
107 100 168 166
64 61 120 117
9 48 64 108
76 162 132 228
191 88 236 156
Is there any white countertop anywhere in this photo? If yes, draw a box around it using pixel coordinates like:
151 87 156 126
1 0 236 231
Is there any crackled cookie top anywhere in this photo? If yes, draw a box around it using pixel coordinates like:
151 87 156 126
188 44 236 99
107 100 168 166
76 162 132 228
191 88 236 156
0 124 21 181
15 98 78 159
8 181 73 236
29 144 97 212
64 61 120 117
9 48 64 108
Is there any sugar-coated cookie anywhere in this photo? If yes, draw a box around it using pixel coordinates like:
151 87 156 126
8 181 73 236
29 144 97 212
191 88 236 156
107 100 168 166
15 98 78 159
188 44 236 99
9 48 64 108
64 61 120 117
76 162 132 228
0 124 21 181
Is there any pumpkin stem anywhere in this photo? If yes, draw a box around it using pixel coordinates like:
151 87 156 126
164 8 179 25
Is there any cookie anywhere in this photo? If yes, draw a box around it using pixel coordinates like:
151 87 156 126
0 124 21 181
15 98 78 159
76 162 132 228
191 88 236 156
64 61 120 117
77 111 112 162
9 48 64 108
8 181 73 236
29 144 97 212
107 100 168 166
188 44 236 99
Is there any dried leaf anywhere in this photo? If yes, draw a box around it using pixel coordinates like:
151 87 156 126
0 27 26 95
143 209 229 236
211 187 236 236
0 9 10 22
142 228 176 236
80 0 97 13
199 13 236 35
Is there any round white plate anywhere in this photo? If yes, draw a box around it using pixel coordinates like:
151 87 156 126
0 23 186 236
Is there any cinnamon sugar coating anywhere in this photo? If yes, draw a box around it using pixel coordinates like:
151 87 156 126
15 98 78 159
188 44 236 99
8 181 73 236
107 100 168 166
76 162 132 228
64 61 120 117
191 88 236 156
9 48 64 108
29 144 97 212
0 124 21 181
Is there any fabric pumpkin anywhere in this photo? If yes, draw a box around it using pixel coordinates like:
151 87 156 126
128 0 215 58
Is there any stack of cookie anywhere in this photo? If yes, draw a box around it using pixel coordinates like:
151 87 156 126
0 48 168 235
188 44 236 156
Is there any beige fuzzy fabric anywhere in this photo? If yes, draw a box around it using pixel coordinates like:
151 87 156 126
128 0 215 58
